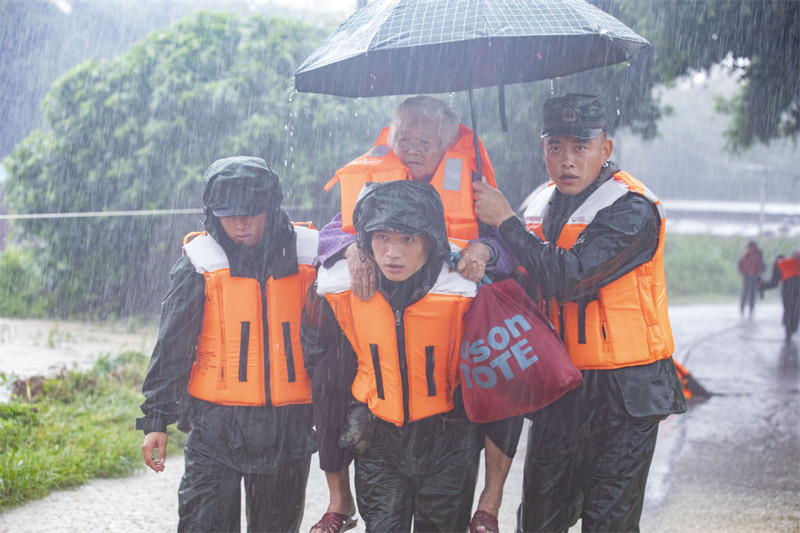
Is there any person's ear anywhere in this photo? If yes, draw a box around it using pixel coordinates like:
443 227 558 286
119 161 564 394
601 138 613 162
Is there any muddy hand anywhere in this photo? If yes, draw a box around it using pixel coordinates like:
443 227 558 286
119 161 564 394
457 242 491 282
345 242 377 301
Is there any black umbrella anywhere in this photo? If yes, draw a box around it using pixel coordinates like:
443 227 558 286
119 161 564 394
295 0 649 97
294 0 650 174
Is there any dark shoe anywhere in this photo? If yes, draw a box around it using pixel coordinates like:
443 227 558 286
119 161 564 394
310 512 357 533
469 510 499 533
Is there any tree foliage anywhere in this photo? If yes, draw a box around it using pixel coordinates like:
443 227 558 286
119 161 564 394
601 0 800 149
3 4 798 319
3 12 389 318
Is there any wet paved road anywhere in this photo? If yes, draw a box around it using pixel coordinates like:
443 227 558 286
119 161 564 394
636 303 799 533
1 302 798 532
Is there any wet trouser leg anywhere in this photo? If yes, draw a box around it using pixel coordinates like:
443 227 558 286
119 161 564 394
412 453 479 533
579 419 658 532
741 275 760 314
355 416 481 533
782 278 800 338
517 389 583 533
178 447 243 533
311 344 357 472
517 387 659 533
244 454 311 533
355 442 415 533
178 447 310 533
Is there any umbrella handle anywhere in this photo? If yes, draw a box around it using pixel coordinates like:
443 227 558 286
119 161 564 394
498 83 508 132
468 87 482 181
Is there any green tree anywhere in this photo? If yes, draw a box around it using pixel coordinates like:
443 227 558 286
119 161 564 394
480 0 799 203
598 0 800 149
3 12 389 319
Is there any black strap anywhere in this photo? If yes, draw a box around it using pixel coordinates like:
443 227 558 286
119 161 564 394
370 344 384 400
238 321 250 382
282 321 296 382
577 302 587 344
425 346 436 397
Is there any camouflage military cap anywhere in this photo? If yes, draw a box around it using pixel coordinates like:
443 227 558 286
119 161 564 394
541 93 607 139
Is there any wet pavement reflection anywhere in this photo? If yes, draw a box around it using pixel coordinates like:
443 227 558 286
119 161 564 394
637 303 799 533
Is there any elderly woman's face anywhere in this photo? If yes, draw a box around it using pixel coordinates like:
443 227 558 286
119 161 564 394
393 117 449 181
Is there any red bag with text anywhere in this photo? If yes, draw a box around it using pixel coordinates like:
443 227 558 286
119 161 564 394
459 278 583 423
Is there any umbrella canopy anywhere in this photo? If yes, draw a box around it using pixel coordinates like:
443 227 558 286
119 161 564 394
294 0 650 98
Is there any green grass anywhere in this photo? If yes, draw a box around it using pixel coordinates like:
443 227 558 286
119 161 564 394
0 351 186 511
663 233 798 303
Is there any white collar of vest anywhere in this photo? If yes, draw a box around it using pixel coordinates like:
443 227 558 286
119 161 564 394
317 257 477 298
294 225 320 266
184 227 319 274
183 233 229 273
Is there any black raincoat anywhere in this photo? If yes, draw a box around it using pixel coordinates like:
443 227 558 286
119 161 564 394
136 157 315 532
497 161 686 532
762 255 800 339
303 181 489 532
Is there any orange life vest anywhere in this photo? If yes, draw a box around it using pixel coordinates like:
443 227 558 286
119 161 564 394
183 226 318 406
523 171 675 370
777 256 800 280
317 258 476 426
324 124 496 248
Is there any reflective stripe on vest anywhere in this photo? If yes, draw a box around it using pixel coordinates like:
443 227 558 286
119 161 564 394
325 125 497 246
318 260 475 426
184 227 317 406
523 171 674 370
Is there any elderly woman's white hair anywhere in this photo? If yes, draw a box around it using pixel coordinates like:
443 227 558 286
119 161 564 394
389 96 461 151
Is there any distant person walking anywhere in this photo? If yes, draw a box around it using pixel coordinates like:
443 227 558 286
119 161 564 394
737 240 765 317
762 250 800 342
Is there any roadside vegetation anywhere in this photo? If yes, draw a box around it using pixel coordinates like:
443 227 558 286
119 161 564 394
0 351 185 511
663 234 797 304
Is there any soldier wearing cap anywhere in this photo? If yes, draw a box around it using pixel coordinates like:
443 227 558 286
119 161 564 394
137 156 318 532
473 94 686 532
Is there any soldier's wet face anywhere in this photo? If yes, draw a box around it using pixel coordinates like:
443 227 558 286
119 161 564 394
371 230 430 282
541 134 613 196
219 212 268 247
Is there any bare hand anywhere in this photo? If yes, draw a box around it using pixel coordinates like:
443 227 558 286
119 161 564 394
345 242 377 302
456 242 491 282
142 431 167 473
473 178 515 228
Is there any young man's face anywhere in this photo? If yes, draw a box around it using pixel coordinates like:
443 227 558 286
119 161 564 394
392 117 448 181
219 212 268 247
542 134 613 196
371 229 430 282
